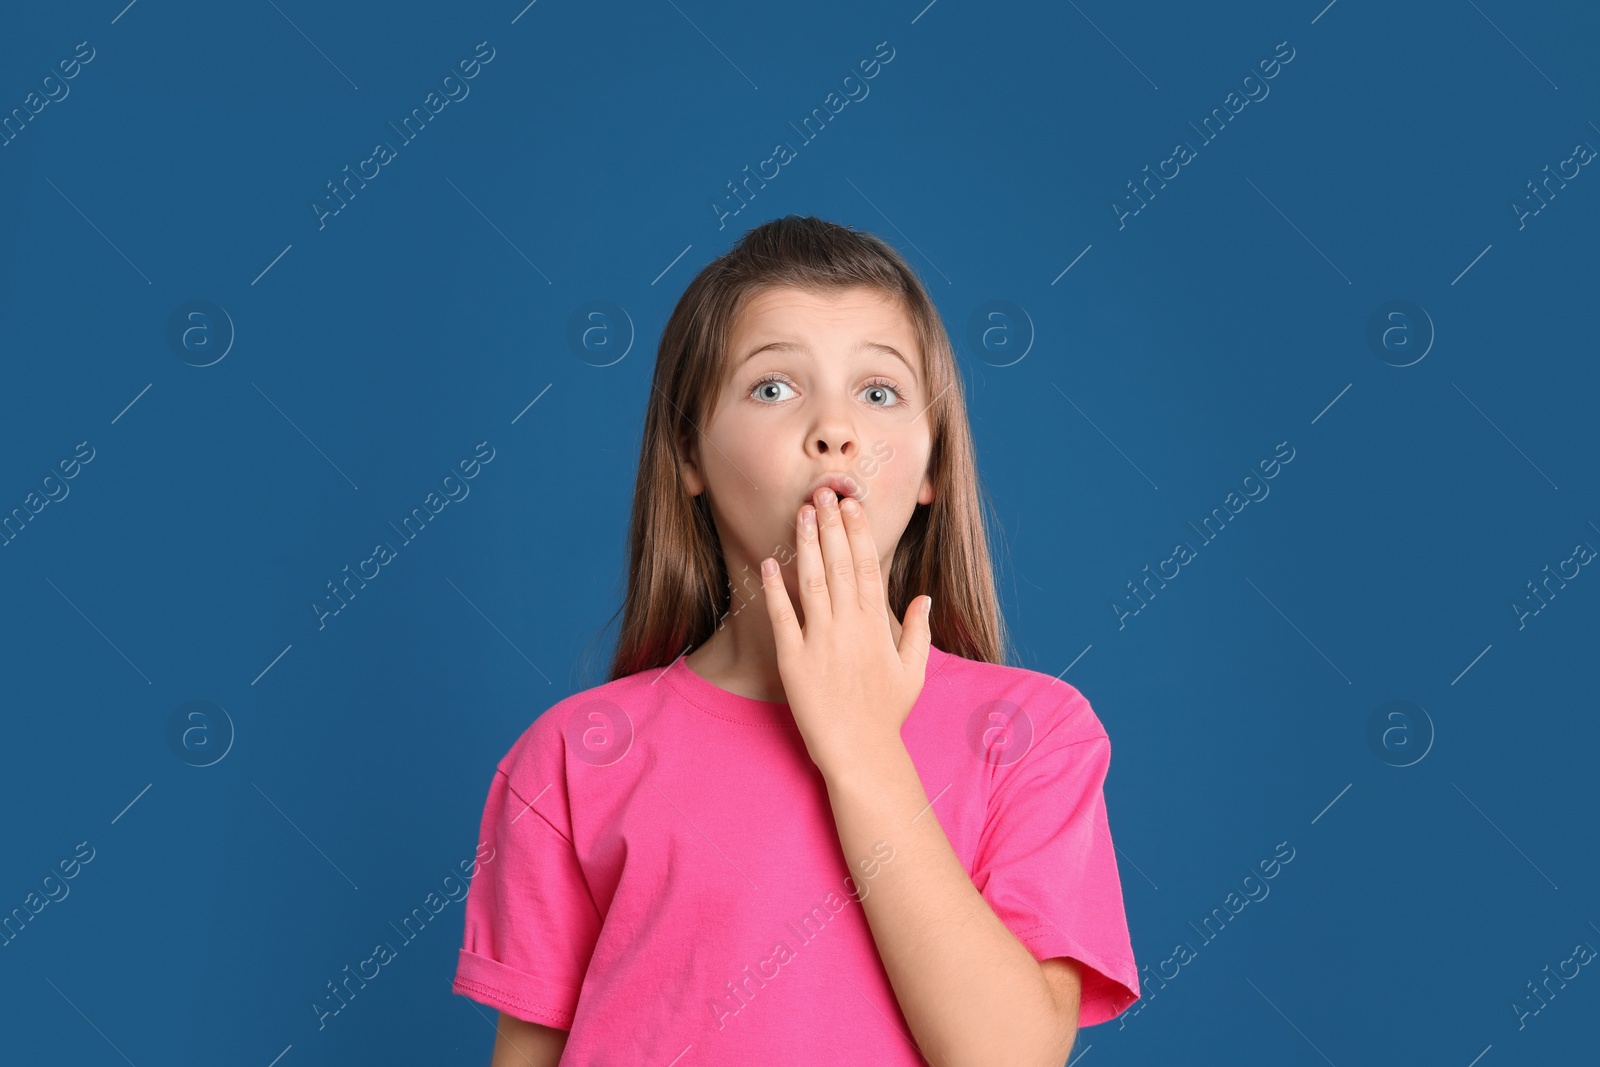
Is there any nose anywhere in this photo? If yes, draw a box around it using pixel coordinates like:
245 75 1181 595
806 422 857 460
806 399 858 460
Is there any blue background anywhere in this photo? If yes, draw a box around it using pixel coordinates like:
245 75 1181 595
3 0 1597 1063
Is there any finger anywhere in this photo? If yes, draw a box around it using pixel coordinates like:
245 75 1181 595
899 593 933 672
759 556 803 658
838 496 888 617
794 501 832 624
813 488 857 614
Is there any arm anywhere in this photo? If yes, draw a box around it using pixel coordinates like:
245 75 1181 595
822 742 1079 1067
487 1012 569 1067
759 490 1084 1061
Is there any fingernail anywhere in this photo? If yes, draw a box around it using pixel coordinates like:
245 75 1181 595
840 497 859 516
762 558 777 577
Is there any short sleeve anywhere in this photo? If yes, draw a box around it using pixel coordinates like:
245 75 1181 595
971 722 1141 1028
452 728 603 1029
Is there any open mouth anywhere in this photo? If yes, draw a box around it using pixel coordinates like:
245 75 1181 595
805 478 863 507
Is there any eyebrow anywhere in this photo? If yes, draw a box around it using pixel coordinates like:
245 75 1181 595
734 340 920 387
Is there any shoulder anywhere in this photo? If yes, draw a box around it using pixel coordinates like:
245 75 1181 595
928 645 1111 750
494 668 663 786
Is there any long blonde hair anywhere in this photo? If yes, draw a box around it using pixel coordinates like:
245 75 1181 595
595 215 1011 682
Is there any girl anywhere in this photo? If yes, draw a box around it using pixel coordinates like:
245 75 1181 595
452 216 1140 1065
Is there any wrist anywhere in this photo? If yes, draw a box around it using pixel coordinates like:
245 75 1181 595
818 733 911 794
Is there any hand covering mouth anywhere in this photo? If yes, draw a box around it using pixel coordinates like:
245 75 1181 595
804 475 862 506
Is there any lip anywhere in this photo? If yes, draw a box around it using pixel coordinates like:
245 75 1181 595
804 474 863 506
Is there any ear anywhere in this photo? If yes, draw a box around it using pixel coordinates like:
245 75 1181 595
917 468 935 506
679 435 705 496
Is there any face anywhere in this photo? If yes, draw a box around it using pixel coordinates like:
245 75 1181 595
680 285 936 619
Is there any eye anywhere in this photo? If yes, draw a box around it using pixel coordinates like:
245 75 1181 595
749 375 796 403
860 378 905 408
747 374 907 408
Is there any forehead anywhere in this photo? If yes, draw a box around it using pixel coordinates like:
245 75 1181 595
730 285 917 350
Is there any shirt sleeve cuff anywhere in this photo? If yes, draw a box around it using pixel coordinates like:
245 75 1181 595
452 947 580 1030
1013 924 1141 1028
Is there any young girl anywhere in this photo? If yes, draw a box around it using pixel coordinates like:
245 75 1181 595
452 216 1140 1065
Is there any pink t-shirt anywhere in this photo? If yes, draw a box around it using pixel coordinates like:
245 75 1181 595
452 642 1140 1062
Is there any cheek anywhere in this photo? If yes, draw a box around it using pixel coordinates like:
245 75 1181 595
704 415 759 477
708 425 784 509
852 433 923 500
